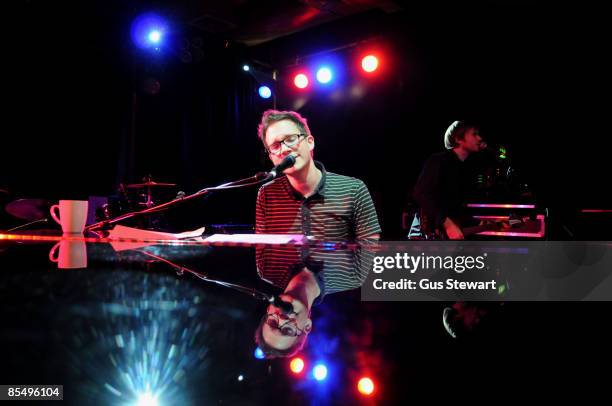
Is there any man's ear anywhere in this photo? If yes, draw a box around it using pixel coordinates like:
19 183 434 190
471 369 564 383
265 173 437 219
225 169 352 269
304 318 313 333
307 135 315 152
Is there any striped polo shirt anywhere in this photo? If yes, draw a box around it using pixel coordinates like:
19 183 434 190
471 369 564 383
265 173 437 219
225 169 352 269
255 244 376 304
255 161 381 241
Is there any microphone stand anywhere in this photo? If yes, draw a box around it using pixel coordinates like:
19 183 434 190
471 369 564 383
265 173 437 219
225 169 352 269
86 172 269 232
139 250 283 308
4 218 48 232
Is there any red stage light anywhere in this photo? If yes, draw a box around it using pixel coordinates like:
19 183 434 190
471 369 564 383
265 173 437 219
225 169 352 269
361 55 379 73
289 357 305 374
357 377 375 395
294 73 309 89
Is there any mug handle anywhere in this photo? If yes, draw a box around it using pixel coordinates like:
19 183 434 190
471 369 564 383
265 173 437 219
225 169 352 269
49 241 61 263
50 204 61 225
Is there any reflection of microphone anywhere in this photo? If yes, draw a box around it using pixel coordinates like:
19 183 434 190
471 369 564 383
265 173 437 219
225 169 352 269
267 154 297 179
273 296 295 315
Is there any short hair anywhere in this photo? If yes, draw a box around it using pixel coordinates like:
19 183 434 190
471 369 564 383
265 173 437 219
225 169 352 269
257 110 312 143
254 313 308 359
444 120 479 149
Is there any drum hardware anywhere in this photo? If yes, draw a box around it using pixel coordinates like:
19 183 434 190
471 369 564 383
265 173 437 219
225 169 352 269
5 198 53 221
126 175 177 209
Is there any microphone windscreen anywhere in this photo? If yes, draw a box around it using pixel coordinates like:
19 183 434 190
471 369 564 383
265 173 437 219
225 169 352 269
273 296 295 315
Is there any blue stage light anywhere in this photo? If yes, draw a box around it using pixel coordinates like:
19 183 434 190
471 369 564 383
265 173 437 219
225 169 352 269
258 86 272 99
148 30 161 44
254 347 265 359
131 13 169 50
316 67 333 84
313 364 328 381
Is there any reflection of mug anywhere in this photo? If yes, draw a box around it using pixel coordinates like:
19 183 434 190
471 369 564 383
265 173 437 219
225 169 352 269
49 239 88 269
50 200 89 234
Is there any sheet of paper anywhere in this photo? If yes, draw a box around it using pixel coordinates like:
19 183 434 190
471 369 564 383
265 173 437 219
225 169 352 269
108 225 205 251
202 234 304 244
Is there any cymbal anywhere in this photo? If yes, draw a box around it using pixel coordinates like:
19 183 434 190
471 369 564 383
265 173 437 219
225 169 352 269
125 181 177 188
5 198 53 221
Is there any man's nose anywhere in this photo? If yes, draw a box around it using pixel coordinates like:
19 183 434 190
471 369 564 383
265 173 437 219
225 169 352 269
279 142 293 156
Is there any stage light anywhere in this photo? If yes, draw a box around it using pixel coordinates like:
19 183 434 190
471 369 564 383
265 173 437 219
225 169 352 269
290 357 305 374
357 377 375 396
242 64 250 72
316 67 333 84
312 364 328 381
254 347 265 359
148 30 161 44
237 374 244 382
258 86 272 99
131 13 169 50
294 73 309 89
135 391 159 406
361 55 379 73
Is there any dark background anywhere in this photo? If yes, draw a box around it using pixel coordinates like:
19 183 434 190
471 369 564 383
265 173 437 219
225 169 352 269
1 2 611 403
2 0 610 238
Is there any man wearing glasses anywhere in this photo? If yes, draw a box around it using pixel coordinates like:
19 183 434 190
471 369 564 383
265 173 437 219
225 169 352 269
254 109 380 357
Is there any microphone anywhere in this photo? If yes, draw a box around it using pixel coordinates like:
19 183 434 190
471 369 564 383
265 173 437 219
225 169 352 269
266 154 297 179
479 142 508 158
479 141 501 154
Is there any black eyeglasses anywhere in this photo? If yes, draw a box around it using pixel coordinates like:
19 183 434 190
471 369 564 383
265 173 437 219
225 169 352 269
264 313 308 337
265 133 306 155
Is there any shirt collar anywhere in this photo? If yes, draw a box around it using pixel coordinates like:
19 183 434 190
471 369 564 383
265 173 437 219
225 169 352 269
283 161 327 200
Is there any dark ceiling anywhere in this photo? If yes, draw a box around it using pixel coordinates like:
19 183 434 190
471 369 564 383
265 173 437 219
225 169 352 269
155 0 403 46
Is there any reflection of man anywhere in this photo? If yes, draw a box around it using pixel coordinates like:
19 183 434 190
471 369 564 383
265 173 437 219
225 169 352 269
254 244 375 358
253 109 380 357
254 262 319 358
410 120 485 240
